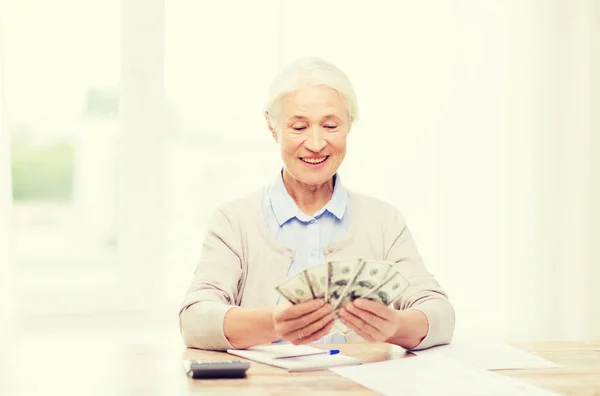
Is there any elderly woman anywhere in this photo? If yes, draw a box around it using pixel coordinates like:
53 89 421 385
179 57 455 351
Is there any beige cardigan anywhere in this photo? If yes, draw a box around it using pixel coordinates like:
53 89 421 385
179 188 455 351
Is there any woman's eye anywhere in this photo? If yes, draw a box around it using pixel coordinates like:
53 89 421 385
324 125 337 129
292 126 307 131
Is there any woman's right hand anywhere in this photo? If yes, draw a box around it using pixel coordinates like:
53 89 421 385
272 299 336 345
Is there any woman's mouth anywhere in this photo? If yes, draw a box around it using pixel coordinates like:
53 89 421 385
300 156 329 166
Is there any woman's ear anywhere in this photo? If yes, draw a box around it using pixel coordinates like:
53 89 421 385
265 112 279 143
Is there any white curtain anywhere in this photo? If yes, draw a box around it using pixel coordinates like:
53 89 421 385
432 0 597 341
0 0 16 344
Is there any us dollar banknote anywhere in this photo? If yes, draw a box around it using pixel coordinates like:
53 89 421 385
303 264 328 300
362 271 410 306
275 271 314 304
337 260 393 308
326 258 362 309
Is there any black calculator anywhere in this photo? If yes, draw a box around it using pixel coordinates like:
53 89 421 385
184 359 251 379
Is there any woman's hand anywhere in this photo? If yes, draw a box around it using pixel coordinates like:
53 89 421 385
273 299 336 345
338 298 429 348
338 298 401 342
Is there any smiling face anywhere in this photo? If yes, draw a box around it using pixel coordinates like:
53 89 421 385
268 84 350 188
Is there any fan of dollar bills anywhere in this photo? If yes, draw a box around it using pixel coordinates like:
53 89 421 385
275 258 410 334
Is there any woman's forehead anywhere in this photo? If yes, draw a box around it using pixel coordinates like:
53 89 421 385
279 86 348 119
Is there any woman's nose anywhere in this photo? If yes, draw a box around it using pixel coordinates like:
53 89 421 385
305 128 326 152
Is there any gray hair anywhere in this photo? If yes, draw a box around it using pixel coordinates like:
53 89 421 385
264 56 359 125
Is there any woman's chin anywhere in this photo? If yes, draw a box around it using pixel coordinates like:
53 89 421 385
284 162 337 186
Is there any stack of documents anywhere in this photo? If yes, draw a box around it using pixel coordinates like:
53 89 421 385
328 341 561 395
411 340 560 370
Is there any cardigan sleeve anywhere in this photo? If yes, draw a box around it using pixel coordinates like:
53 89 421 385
384 208 455 350
178 207 243 351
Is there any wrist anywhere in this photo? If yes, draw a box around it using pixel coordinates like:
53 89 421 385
387 309 429 349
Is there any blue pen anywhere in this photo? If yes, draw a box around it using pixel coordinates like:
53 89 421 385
273 349 340 360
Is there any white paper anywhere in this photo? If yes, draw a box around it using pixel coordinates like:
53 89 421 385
330 354 561 396
227 344 362 372
411 340 560 370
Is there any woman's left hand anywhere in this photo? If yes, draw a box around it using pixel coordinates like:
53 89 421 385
337 298 402 342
